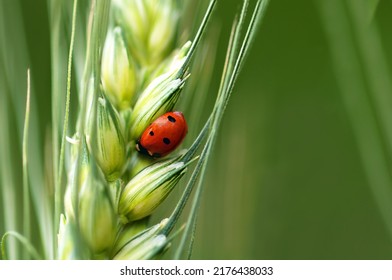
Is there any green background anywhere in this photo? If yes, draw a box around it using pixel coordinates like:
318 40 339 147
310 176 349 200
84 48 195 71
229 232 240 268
194 0 392 259
2 0 392 259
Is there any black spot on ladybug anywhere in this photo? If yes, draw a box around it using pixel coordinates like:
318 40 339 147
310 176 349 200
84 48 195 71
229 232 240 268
167 115 176 123
163 138 171 145
149 131 154 136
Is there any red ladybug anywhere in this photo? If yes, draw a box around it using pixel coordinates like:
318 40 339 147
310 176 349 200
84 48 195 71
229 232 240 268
136 111 188 157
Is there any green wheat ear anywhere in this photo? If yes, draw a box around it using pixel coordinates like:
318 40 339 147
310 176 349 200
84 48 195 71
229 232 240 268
0 0 270 260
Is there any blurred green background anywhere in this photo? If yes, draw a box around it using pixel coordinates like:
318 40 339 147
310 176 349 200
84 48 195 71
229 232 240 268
194 0 392 259
2 0 392 259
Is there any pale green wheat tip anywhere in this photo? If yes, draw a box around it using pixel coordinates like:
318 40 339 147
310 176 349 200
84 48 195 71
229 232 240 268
57 215 79 260
101 26 137 110
113 218 168 260
64 136 90 219
129 41 191 140
111 218 149 256
78 163 117 254
112 0 179 67
118 156 188 223
88 94 127 182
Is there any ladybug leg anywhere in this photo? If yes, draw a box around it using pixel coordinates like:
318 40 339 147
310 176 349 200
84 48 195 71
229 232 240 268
136 141 149 155
136 141 161 158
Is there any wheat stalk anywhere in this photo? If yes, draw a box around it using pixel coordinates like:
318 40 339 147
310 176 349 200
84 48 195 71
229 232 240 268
0 0 269 260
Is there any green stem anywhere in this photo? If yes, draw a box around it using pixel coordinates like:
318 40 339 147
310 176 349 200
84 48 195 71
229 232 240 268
173 134 213 259
176 0 217 79
22 69 31 259
55 0 78 258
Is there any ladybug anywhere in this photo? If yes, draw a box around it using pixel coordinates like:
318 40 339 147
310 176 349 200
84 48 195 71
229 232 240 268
136 111 188 158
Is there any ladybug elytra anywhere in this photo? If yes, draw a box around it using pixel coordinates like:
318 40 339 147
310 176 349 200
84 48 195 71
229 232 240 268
136 111 188 157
